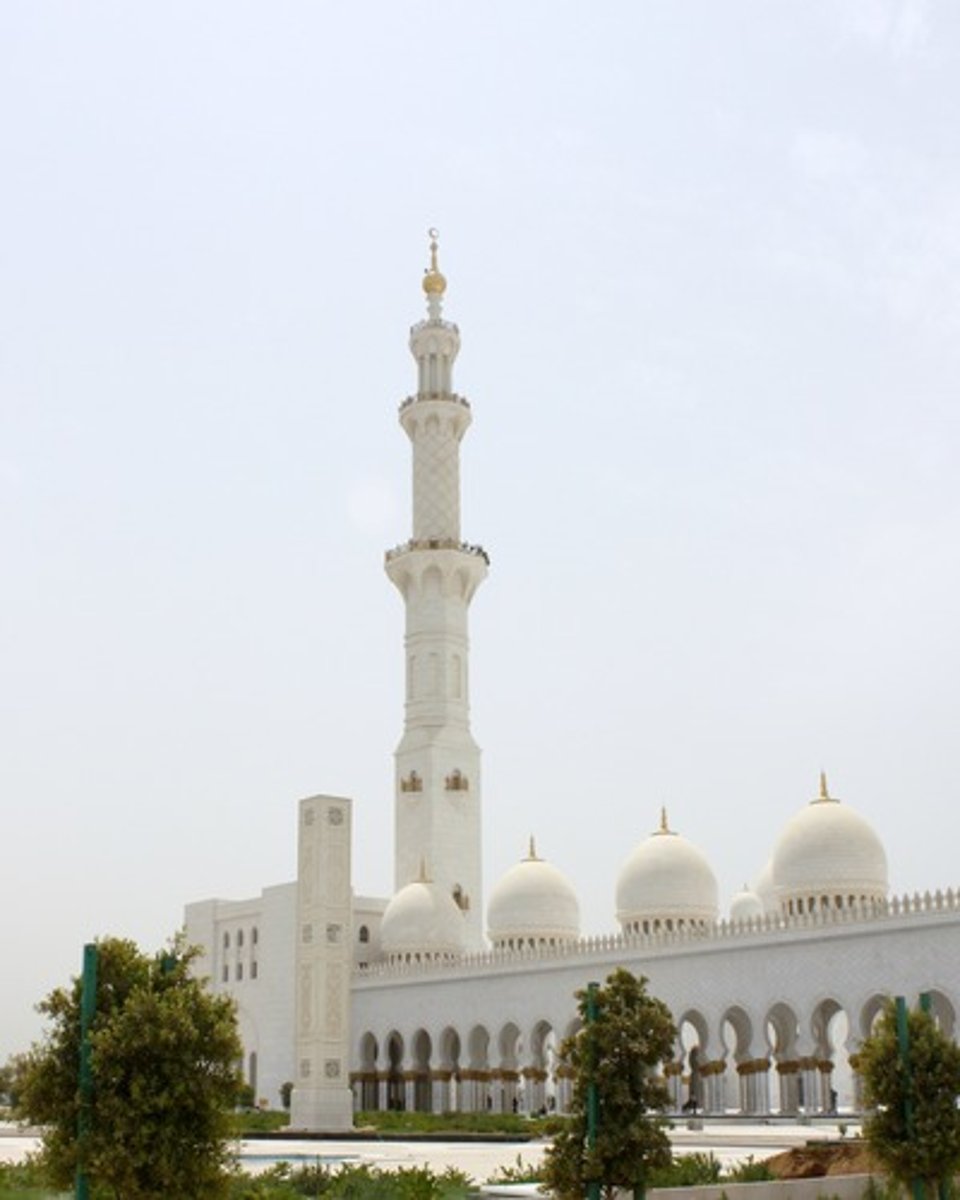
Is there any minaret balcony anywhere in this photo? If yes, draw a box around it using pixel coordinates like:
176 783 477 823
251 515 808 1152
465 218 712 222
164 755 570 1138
399 393 471 412
385 538 489 567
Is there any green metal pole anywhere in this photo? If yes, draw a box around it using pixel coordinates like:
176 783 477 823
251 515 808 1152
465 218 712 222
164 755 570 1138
76 943 98 1200
586 982 600 1200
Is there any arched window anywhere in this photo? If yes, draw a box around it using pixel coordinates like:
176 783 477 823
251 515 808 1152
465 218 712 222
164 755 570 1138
223 931 230 949
358 925 370 944
252 927 258 945
237 929 244 949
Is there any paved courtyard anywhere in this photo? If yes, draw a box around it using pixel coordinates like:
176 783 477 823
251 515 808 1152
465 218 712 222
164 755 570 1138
1 1120 861 1183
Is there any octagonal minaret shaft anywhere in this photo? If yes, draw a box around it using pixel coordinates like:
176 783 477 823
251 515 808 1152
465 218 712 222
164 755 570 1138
385 232 487 951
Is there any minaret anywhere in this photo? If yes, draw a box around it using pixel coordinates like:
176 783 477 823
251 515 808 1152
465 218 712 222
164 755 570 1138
385 231 488 951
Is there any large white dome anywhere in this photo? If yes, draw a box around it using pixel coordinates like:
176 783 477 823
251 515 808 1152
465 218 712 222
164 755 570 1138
616 810 719 935
380 868 466 963
771 775 888 917
487 839 580 949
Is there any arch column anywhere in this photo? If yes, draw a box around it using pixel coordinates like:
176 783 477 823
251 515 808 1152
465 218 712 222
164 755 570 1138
664 1062 684 1111
849 1051 864 1111
797 1056 820 1113
461 1068 491 1112
555 1064 574 1114
377 1071 389 1112
430 1069 452 1113
496 1069 520 1113
458 1069 476 1112
776 1060 800 1113
737 1058 771 1115
699 1059 727 1113
351 1072 377 1111
817 1059 835 1112
522 1067 547 1115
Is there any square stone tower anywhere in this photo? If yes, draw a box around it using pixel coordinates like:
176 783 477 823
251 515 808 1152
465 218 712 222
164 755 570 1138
289 793 354 1131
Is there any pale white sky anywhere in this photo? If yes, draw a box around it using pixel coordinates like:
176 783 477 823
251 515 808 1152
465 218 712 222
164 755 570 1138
2 0 959 1060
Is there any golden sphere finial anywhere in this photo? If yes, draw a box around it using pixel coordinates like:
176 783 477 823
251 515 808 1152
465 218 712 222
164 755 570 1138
422 227 447 296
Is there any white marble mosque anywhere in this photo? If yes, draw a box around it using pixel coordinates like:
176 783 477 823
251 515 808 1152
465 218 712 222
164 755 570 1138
185 234 960 1129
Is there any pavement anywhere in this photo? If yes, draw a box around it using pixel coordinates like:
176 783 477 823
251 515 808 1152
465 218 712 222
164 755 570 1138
1 1119 863 1184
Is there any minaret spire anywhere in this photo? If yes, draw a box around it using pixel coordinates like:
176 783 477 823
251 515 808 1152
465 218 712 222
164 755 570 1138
385 233 488 951
422 228 447 321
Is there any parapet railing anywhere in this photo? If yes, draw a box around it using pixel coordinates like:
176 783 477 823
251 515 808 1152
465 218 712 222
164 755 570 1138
384 538 489 565
355 885 960 980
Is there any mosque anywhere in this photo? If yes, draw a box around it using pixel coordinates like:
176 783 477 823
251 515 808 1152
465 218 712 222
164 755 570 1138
185 235 960 1129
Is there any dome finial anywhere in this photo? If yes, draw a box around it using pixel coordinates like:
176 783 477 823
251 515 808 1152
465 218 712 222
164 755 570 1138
819 771 830 802
659 806 670 834
525 835 539 861
422 227 447 316
417 856 430 883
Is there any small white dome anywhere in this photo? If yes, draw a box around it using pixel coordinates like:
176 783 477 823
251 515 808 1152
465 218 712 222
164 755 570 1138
488 839 580 948
771 774 888 917
616 810 719 935
753 859 776 915
729 886 765 924
380 869 466 962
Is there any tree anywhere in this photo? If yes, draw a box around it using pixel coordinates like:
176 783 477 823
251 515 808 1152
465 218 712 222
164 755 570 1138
17 936 243 1200
0 1054 27 1107
542 968 676 1200
859 998 960 1196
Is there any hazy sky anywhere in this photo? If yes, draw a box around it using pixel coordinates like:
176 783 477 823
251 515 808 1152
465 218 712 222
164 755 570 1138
3 0 959 1060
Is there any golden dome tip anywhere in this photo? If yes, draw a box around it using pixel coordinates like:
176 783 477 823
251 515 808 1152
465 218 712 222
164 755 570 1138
422 227 447 296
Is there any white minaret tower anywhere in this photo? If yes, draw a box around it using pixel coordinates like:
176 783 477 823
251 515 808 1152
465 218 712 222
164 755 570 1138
385 231 488 951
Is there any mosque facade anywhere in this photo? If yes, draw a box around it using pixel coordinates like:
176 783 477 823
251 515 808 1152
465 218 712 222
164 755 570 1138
185 237 960 1126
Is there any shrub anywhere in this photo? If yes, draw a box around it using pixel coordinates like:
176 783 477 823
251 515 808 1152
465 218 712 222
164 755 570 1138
485 1155 543 1185
225 1162 473 1200
650 1152 723 1187
725 1155 775 1183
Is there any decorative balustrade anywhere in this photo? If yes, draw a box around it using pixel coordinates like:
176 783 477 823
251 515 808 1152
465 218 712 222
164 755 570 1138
384 538 489 565
355 885 960 981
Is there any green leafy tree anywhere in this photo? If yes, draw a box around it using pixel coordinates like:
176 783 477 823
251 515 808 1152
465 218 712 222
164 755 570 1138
859 998 960 1195
542 968 676 1200
17 935 243 1200
0 1053 28 1106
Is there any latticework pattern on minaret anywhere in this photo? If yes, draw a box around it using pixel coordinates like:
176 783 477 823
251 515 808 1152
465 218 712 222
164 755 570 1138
413 421 461 541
